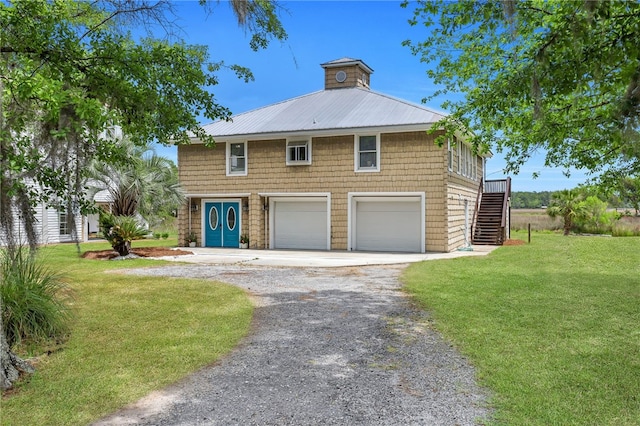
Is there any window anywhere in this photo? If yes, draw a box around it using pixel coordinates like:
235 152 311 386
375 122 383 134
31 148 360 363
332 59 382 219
447 138 453 171
286 140 311 165
226 141 247 176
471 148 476 179
355 135 380 172
59 210 70 235
457 140 477 180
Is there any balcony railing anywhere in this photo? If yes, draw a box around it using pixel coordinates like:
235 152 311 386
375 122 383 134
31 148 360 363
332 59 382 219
484 178 510 194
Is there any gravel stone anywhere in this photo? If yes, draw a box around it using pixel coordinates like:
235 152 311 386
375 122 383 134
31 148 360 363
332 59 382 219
93 264 492 425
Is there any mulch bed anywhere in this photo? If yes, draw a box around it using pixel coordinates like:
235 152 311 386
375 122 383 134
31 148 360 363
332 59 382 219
82 247 193 260
503 239 526 246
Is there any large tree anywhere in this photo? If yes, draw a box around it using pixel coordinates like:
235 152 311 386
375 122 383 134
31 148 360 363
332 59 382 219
403 0 640 181
1 0 285 391
617 176 640 215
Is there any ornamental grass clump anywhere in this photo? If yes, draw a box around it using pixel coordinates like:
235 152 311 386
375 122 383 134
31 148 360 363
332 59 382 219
1 248 72 350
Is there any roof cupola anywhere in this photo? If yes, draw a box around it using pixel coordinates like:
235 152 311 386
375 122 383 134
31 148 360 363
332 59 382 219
321 57 373 90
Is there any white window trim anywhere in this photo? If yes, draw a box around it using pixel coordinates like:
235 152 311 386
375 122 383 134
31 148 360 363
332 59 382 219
471 151 476 180
457 140 461 175
58 210 70 235
456 140 478 181
354 134 380 172
447 138 453 172
286 139 312 166
226 141 247 176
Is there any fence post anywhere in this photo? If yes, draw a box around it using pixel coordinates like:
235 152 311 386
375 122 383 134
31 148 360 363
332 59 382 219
528 223 531 243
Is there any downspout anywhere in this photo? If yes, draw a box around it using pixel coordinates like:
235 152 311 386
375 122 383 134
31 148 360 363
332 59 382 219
464 199 469 245
263 197 268 249
188 196 192 235
458 198 473 251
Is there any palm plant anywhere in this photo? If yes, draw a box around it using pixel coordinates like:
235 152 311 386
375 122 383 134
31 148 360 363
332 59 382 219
99 212 148 257
547 190 587 235
87 138 183 256
86 138 185 224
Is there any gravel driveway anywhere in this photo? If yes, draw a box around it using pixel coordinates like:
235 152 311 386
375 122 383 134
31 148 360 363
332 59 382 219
94 263 491 425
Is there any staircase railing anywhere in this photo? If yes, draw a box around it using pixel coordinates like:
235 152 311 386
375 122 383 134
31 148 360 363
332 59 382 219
500 177 512 243
471 177 483 242
472 177 511 245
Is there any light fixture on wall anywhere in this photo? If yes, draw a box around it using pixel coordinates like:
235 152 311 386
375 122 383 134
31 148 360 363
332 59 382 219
243 200 249 211
191 203 199 213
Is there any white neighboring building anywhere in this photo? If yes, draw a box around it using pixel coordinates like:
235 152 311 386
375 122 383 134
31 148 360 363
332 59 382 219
1 202 86 246
35 203 86 244
1 126 129 246
2 189 116 246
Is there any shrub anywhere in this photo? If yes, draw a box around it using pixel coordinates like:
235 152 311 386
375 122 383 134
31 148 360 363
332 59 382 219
573 196 621 234
161 233 169 239
185 232 197 245
99 212 148 256
153 233 161 240
0 248 72 349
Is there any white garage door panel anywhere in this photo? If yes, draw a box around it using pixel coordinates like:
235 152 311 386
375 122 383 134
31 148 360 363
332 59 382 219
355 201 421 252
274 201 327 249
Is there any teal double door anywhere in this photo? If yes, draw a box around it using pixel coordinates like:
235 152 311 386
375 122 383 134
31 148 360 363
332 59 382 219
204 201 240 248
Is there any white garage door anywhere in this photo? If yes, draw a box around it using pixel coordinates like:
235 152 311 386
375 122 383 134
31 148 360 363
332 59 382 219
355 199 422 252
273 200 328 250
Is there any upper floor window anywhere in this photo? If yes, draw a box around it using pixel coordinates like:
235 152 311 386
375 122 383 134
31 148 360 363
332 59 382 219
355 134 380 172
447 138 453 171
286 140 311 165
226 141 247 176
457 141 477 180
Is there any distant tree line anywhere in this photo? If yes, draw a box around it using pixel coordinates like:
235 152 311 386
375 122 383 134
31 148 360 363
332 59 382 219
512 177 640 215
511 191 554 209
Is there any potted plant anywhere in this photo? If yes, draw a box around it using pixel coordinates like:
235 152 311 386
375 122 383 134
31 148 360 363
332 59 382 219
186 232 197 247
239 234 249 249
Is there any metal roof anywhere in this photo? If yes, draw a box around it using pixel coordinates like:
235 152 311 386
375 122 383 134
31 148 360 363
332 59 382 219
320 57 374 74
200 87 447 140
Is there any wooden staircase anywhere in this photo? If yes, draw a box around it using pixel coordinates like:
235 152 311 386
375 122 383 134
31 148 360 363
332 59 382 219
472 178 511 245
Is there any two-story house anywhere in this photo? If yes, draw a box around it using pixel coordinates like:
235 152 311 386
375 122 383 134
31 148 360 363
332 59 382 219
177 57 490 253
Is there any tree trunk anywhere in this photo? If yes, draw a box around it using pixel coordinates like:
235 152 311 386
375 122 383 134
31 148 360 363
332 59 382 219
1 115 39 390
1 321 34 391
563 214 572 236
113 240 131 257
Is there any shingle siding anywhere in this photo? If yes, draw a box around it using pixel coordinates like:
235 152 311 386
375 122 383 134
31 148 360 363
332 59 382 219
324 64 370 90
178 130 483 252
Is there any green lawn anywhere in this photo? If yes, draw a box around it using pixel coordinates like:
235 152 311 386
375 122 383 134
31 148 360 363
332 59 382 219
403 232 640 425
2 239 253 426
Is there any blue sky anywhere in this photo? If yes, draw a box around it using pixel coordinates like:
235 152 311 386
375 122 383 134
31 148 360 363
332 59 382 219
156 0 590 192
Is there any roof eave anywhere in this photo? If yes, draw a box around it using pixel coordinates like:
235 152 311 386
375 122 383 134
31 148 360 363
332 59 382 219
190 123 440 143
320 58 374 74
